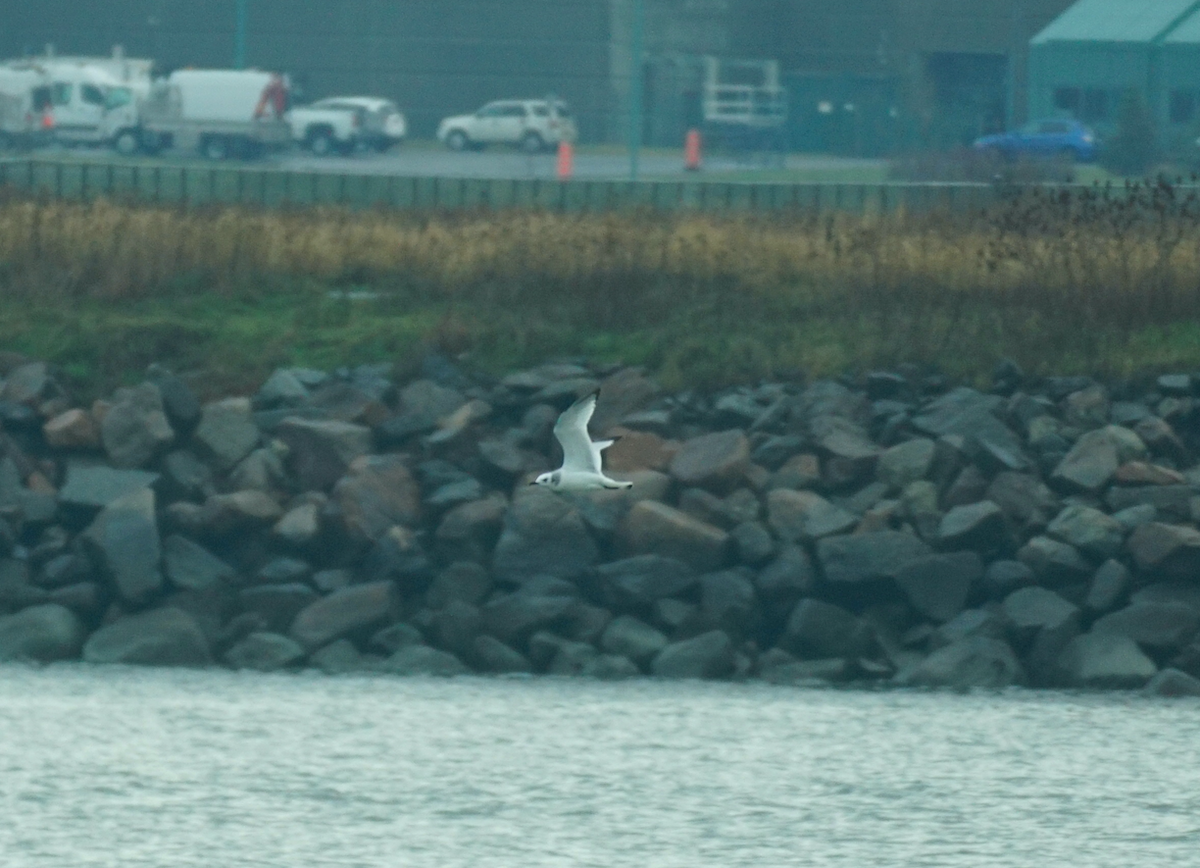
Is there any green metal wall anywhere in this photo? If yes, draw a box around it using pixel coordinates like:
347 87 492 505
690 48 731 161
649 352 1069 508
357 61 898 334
1027 41 1151 130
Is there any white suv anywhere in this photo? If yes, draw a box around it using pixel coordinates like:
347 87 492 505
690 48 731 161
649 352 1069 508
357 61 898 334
437 99 576 153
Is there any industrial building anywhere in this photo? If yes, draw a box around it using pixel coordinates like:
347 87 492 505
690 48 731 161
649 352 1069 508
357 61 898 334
2 0 1076 153
1028 0 1200 152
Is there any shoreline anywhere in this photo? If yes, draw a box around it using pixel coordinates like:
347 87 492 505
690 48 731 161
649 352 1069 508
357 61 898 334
0 352 1198 697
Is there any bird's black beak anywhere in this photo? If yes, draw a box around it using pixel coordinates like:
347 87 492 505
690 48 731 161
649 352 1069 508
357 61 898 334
528 480 537 485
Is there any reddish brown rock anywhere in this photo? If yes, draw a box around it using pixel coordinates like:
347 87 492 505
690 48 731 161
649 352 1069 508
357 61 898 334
604 428 679 473
333 454 421 542
1127 522 1200 579
43 408 101 450
1113 461 1186 487
289 581 396 650
618 500 730 571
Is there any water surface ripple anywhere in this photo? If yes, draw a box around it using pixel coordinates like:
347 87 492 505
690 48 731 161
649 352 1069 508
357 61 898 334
0 665 1196 867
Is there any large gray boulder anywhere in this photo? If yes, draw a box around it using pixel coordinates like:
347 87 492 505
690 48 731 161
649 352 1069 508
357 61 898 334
100 383 175 469
911 387 1027 471
289 581 394 650
898 636 1025 689
755 545 817 600
492 488 598 582
815 530 931 585
1084 559 1130 615
425 561 493 609
766 489 856 542
190 397 260 473
651 630 735 679
83 607 212 667
1126 523 1200 579
434 494 507 563
223 632 306 671
0 604 84 662
893 551 983 623
1001 586 1081 685
274 416 373 491
600 615 669 668
1015 536 1091 587
58 463 159 511
1092 602 1200 652
472 635 533 674
596 555 696 609
877 438 936 490
986 472 1059 532
699 569 757 639
1046 505 1124 561
1051 426 1145 493
480 591 576 647
239 584 320 634
808 415 879 486
333 454 422 542
937 501 1008 553
1057 632 1157 689
1142 668 1200 697
82 487 163 605
781 598 867 659
377 644 468 676
162 534 236 592
668 430 749 494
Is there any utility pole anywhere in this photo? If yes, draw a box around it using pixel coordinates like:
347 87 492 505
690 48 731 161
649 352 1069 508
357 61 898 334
628 0 645 180
234 0 247 69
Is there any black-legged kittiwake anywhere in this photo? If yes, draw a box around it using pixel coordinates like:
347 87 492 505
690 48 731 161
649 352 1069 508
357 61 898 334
530 391 633 491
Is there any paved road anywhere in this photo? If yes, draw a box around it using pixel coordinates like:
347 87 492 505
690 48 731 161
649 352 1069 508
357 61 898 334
272 146 882 180
33 141 883 181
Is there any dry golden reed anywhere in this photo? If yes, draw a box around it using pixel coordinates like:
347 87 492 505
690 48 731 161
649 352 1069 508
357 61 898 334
2 180 1200 386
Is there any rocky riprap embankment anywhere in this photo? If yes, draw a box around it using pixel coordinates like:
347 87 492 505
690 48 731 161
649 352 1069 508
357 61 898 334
1 354 1200 696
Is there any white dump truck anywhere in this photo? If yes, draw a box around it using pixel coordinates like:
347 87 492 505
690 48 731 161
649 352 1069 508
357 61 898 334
0 67 54 151
139 69 293 160
2 54 150 154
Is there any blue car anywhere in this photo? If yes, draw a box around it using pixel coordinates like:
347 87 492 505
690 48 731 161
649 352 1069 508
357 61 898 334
973 119 1098 163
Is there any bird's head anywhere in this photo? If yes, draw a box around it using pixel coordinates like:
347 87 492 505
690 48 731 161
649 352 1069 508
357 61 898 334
530 471 560 487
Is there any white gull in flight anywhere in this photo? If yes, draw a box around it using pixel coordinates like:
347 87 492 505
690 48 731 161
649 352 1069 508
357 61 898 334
530 391 633 491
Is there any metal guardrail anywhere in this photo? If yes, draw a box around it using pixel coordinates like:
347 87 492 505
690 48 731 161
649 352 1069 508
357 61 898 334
0 156 1017 213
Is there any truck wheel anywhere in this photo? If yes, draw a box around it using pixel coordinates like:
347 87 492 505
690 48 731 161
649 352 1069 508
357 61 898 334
202 136 229 161
140 131 164 156
445 130 469 151
519 132 545 154
114 129 140 156
308 130 334 156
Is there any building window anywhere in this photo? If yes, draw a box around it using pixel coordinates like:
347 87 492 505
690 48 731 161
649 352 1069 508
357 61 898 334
1053 87 1081 113
1170 89 1196 124
1080 89 1108 122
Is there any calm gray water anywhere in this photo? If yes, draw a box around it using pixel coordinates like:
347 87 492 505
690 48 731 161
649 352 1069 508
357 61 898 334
0 666 1196 868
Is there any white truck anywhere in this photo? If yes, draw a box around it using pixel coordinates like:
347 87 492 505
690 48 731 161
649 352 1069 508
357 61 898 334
2 55 150 154
139 69 293 160
286 102 361 156
0 67 54 151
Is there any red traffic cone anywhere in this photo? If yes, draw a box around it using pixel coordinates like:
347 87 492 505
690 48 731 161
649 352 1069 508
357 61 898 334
557 140 574 180
684 128 701 171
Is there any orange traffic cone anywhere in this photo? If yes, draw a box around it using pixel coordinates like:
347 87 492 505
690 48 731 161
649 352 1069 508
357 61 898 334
684 128 701 171
557 140 574 180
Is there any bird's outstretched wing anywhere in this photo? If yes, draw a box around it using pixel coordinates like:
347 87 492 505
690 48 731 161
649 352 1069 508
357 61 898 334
554 391 602 473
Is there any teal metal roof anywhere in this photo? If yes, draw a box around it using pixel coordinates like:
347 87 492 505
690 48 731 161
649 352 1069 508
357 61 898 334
1032 0 1200 44
1163 7 1200 42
